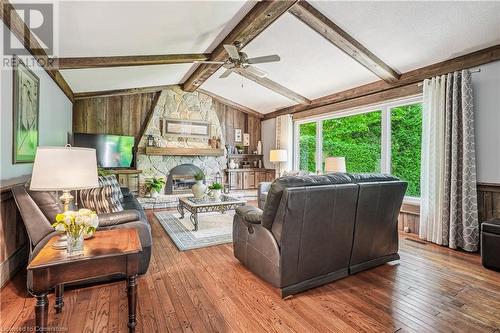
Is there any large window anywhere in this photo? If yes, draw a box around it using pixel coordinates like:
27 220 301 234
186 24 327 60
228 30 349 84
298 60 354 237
322 111 381 173
298 122 316 173
294 97 422 199
391 103 422 197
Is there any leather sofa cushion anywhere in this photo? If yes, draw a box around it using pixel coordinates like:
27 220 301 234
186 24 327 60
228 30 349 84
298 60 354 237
26 188 63 223
346 173 399 183
98 210 142 227
482 219 500 234
261 173 352 229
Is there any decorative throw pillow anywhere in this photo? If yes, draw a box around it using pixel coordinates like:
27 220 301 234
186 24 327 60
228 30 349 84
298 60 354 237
79 186 123 214
98 175 123 201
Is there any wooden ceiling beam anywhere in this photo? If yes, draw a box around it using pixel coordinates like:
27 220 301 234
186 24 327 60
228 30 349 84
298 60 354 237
0 1 74 102
54 54 210 69
198 89 264 119
264 44 500 119
74 84 179 99
289 1 400 83
232 68 310 104
182 0 299 92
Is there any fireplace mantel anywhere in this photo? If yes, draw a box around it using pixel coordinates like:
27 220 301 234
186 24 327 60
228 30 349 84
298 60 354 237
143 147 225 157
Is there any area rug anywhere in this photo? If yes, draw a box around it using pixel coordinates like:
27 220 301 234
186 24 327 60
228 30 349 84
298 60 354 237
155 210 234 251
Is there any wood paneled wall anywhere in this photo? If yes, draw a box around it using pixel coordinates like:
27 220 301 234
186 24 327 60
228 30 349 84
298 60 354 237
73 92 262 151
398 203 420 234
213 100 261 151
73 93 157 136
478 182 500 223
0 179 29 287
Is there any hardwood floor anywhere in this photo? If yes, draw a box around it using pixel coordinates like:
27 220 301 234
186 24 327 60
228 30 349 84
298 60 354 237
1 209 500 333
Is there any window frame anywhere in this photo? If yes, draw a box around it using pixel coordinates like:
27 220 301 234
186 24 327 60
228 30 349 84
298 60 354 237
293 95 423 202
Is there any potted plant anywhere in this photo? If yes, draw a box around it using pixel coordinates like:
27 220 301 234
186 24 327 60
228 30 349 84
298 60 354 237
208 182 223 200
191 171 206 198
52 209 98 257
144 177 166 198
236 144 244 154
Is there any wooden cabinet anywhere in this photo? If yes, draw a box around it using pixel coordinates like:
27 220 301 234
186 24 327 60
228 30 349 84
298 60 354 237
243 172 255 189
226 169 274 190
109 169 142 193
266 170 276 182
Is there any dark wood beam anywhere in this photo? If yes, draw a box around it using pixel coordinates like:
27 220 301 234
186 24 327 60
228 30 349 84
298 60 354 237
74 84 178 99
182 0 298 92
0 1 74 102
232 68 310 104
289 1 400 83
135 92 161 148
264 44 500 119
53 54 210 69
198 88 264 119
293 84 422 120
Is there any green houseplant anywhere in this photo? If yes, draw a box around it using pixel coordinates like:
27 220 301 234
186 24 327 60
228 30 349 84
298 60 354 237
191 171 206 199
144 177 166 198
208 182 223 200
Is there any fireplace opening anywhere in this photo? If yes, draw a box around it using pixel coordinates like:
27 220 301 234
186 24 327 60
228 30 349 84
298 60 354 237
165 164 203 194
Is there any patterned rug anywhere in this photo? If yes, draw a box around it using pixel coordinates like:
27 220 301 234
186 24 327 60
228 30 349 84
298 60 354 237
155 210 234 251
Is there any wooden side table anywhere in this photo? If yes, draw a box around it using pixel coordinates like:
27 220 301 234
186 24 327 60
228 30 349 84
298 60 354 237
27 229 142 332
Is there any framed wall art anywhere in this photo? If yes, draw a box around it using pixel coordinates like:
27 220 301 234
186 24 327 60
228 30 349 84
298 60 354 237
13 56 40 164
243 133 250 146
163 119 211 139
234 128 242 143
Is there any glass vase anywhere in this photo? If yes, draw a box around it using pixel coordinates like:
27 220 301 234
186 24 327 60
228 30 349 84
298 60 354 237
66 232 84 257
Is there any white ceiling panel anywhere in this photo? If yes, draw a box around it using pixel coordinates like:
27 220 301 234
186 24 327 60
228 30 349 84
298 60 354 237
57 1 254 57
201 68 296 113
310 1 500 73
60 64 192 92
242 12 380 99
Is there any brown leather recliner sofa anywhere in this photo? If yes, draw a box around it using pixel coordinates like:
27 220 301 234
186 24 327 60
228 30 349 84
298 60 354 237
233 173 407 297
12 185 152 290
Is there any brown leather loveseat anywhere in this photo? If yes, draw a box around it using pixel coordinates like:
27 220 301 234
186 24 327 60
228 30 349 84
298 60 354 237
233 173 407 297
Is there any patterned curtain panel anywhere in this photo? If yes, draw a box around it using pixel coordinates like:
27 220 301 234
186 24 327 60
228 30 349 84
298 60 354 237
420 70 479 252
441 70 479 251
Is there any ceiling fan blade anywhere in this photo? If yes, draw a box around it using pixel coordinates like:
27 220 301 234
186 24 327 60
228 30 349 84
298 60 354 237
246 55 280 64
219 69 233 79
193 60 225 64
223 44 240 60
245 65 267 78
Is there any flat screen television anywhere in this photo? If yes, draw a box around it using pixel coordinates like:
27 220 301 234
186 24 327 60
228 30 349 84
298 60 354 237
73 133 135 168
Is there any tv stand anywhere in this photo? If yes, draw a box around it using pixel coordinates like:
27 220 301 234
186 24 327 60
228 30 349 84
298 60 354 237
109 169 142 194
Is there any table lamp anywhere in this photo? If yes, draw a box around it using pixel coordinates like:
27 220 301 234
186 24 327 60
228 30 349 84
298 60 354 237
270 149 288 177
30 146 99 211
324 157 346 173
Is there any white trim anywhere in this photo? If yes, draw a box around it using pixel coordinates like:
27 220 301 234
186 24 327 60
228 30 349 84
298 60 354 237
315 120 323 173
381 106 391 174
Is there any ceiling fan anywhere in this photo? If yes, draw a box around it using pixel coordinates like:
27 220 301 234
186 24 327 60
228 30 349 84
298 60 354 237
194 42 280 79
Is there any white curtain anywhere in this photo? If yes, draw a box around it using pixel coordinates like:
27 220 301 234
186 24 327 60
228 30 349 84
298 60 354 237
419 75 447 244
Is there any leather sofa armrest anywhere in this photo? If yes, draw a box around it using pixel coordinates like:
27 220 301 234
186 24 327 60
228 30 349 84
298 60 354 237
120 187 131 197
236 206 263 224
98 210 141 227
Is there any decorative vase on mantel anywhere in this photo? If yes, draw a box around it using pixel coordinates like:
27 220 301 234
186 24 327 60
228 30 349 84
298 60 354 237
191 180 207 199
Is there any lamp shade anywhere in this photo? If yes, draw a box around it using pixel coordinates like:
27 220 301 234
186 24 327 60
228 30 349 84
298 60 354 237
324 157 346 173
269 149 288 162
30 146 99 191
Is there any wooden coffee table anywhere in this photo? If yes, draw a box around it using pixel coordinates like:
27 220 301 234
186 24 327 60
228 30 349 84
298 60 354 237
27 229 142 332
177 195 246 231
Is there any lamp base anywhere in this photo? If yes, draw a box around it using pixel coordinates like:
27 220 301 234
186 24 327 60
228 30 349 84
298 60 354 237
59 190 74 212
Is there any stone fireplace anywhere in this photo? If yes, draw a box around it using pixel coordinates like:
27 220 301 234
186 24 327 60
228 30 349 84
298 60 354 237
165 164 203 194
137 87 227 193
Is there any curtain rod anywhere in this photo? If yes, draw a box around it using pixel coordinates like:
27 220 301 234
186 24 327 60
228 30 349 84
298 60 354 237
417 68 481 86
